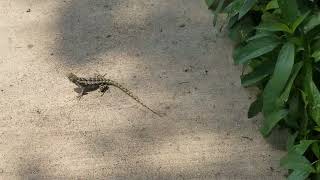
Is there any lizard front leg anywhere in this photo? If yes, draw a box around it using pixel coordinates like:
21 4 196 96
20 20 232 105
77 86 86 99
99 84 109 96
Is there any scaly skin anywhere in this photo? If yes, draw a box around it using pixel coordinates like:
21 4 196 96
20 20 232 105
67 73 161 116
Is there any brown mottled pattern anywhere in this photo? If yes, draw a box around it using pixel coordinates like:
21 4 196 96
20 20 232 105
67 73 161 116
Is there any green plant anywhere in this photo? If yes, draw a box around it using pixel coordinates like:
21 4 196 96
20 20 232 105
205 0 320 179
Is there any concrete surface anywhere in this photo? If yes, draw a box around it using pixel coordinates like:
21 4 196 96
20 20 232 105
0 0 286 179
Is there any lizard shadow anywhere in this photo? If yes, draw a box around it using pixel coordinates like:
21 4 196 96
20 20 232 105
73 86 109 96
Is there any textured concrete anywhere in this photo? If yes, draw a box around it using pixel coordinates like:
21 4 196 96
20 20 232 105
0 0 285 179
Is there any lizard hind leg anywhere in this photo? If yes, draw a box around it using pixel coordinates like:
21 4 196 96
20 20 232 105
77 87 86 100
99 84 109 96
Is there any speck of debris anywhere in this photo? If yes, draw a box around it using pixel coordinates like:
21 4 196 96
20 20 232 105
0 90 3 92
36 109 41 114
50 53 54 56
9 85 13 87
27 44 34 49
165 106 170 110
241 136 253 141
270 167 274 172
106 35 112 38
184 66 192 72
160 28 163 32
179 24 186 28
104 5 109 8
205 70 208 74
171 41 178 45
133 75 137 78
26 9 31 13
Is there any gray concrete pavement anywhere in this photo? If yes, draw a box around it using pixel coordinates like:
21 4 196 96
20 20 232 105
0 0 285 179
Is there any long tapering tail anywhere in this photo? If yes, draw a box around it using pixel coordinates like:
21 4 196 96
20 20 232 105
106 79 161 117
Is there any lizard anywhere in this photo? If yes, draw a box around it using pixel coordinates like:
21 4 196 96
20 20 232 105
66 72 161 116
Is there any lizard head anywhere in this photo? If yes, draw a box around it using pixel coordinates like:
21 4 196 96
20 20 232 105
66 72 78 83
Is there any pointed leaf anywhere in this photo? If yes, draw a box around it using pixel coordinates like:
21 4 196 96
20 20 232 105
260 109 288 137
287 170 310 180
277 0 299 23
265 0 279 10
257 22 291 33
291 11 310 32
241 61 274 87
263 42 295 114
312 50 320 62
311 143 320 159
238 0 256 19
280 151 315 172
278 62 303 105
304 63 320 127
287 132 298 151
212 0 225 26
224 0 244 15
304 13 320 33
293 140 317 155
205 0 216 8
285 94 300 129
246 32 275 42
233 37 280 64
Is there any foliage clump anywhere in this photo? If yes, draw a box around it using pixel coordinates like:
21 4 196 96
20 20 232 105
206 0 320 179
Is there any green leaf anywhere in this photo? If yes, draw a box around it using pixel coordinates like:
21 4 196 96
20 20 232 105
233 37 280 64
205 0 216 8
212 0 225 26
304 13 320 33
285 94 301 129
293 140 317 155
311 143 320 159
263 42 295 114
291 11 310 33
280 151 315 172
312 50 320 62
316 161 320 173
307 81 320 127
241 72 268 87
257 22 291 33
260 109 288 137
314 127 320 132
287 132 298 151
248 95 262 118
241 61 274 87
238 0 257 19
246 32 276 42
224 0 244 16
287 170 311 180
277 0 299 23
265 0 279 10
304 63 320 127
277 62 303 105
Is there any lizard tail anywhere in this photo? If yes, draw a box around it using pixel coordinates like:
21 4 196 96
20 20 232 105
107 80 161 117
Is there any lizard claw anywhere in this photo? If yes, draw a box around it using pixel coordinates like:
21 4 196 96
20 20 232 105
77 95 83 100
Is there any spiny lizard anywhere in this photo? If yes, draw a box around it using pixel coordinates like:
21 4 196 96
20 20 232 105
67 72 161 116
